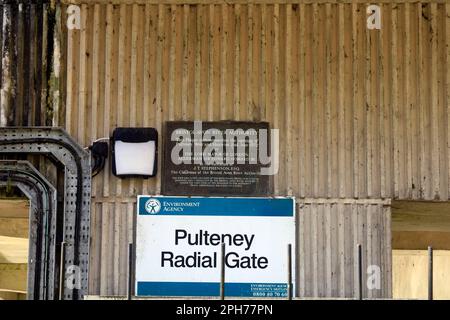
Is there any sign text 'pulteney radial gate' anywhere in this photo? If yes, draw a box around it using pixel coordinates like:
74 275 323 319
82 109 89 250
135 196 295 298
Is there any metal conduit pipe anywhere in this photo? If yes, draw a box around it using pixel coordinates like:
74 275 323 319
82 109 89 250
0 128 91 299
5 168 56 298
0 174 45 299
0 160 58 299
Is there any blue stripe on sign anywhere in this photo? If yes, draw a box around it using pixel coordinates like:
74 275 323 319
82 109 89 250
136 281 288 297
138 197 294 217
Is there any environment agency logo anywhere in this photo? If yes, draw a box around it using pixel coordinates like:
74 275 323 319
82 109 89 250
145 198 161 214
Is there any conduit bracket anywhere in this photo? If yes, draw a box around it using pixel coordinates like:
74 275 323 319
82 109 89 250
0 127 91 300
0 160 57 300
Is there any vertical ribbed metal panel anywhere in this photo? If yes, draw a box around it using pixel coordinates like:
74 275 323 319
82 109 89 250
298 199 391 298
58 1 449 297
0 0 63 127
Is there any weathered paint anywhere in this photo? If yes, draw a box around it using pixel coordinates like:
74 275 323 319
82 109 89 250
0 1 60 127
61 1 449 298
2 0 450 298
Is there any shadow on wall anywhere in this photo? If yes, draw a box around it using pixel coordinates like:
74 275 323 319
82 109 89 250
392 200 450 299
0 238 28 300
393 250 450 300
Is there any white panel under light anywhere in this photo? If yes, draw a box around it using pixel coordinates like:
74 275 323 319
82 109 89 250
114 141 156 176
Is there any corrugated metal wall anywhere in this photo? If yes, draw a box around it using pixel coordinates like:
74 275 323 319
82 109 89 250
0 0 63 127
58 0 449 297
299 199 391 298
0 0 64 198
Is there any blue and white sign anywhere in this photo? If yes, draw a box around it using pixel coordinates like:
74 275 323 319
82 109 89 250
135 196 296 297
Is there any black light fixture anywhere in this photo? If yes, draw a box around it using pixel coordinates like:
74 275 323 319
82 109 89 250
111 127 158 178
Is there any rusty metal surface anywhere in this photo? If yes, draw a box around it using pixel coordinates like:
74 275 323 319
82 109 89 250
0 0 61 127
